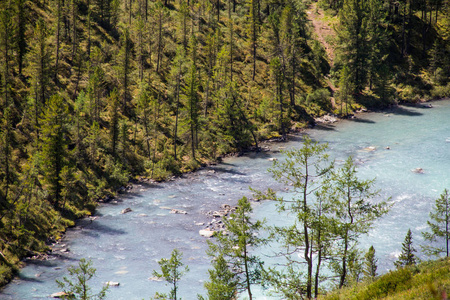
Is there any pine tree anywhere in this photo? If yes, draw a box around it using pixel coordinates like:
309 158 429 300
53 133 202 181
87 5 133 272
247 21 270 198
338 64 354 116
395 229 417 268
27 18 52 135
422 189 450 257
117 28 132 114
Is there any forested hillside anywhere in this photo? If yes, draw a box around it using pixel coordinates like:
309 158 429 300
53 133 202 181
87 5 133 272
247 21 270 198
0 0 448 287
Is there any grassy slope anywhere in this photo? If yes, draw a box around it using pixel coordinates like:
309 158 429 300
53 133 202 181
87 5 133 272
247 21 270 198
320 258 450 300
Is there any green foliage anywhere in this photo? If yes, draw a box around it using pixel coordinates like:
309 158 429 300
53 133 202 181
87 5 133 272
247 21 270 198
206 196 265 300
264 136 333 299
40 94 69 209
152 249 189 300
395 229 417 269
422 189 450 257
305 88 332 115
363 245 378 281
56 258 109 300
203 254 238 300
0 0 447 289
320 258 450 300
330 156 390 287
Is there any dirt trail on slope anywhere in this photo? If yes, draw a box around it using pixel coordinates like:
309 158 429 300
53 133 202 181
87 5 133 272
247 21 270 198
307 2 336 67
307 2 337 98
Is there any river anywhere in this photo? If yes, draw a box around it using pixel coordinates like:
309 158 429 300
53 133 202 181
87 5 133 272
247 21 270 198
2 100 450 299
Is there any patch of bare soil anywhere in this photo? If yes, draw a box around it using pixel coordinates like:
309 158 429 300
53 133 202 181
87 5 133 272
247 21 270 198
307 2 336 67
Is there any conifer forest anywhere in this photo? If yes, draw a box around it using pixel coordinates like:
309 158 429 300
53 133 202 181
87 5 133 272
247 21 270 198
0 0 449 296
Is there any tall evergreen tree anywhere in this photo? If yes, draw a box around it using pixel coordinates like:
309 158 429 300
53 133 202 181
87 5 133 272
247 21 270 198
203 253 238 300
27 18 52 136
395 229 417 268
208 196 265 300
422 189 450 257
183 37 200 161
336 0 369 96
0 4 13 109
152 249 189 300
330 157 390 288
363 245 378 281
264 136 333 299
40 94 69 209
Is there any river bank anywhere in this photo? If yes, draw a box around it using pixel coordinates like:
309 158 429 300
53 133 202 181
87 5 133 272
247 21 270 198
2 99 449 299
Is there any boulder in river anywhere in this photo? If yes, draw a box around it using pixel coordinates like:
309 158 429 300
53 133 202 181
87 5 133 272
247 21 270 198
199 228 215 238
412 167 424 174
363 146 376 152
170 209 187 214
51 292 71 298
121 208 132 214
149 276 163 281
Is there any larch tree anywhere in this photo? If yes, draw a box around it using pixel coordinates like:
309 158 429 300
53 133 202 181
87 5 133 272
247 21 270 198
336 0 369 96
0 4 12 109
202 253 238 300
363 245 378 281
422 189 450 257
40 94 69 210
56 258 109 300
107 89 120 157
27 18 52 137
395 229 417 268
264 136 334 299
208 196 265 300
330 156 390 288
152 249 189 300
183 36 201 161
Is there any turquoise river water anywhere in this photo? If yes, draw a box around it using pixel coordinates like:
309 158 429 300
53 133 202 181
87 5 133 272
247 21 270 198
2 99 450 299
